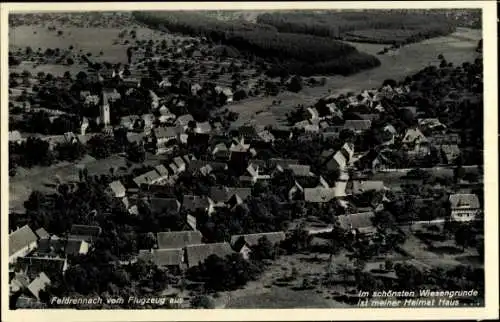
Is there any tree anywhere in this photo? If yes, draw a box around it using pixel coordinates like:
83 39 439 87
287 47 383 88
476 238 484 260
265 81 279 96
138 232 156 250
453 165 465 182
233 89 247 101
21 70 31 78
188 253 262 292
356 272 380 294
373 210 397 231
339 129 355 142
280 223 312 253
76 71 88 82
87 135 117 159
382 79 397 87
301 277 313 290
476 39 482 53
454 225 474 252
55 141 86 162
126 142 146 163
127 47 133 64
17 137 55 167
385 259 394 271
394 263 424 290
287 75 303 93
251 236 276 261
190 295 214 309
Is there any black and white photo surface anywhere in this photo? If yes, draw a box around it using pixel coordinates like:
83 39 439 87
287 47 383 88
2 2 498 321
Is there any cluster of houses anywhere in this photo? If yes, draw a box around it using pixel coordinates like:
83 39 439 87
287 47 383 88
8 224 101 307
137 230 287 273
292 85 465 171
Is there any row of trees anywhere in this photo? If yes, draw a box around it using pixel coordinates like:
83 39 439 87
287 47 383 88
10 111 82 135
9 128 143 177
393 263 484 294
9 137 87 175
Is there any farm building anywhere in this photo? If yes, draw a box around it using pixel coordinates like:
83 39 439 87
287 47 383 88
34 228 50 240
157 231 203 250
16 256 68 279
304 187 337 203
208 187 252 207
64 239 90 256
185 243 234 268
440 144 461 164
133 170 161 187
449 193 481 222
107 180 126 198
9 225 38 263
346 180 386 195
26 272 51 300
68 224 102 243
336 212 376 236
182 195 212 213
148 197 181 214
230 232 286 259
343 120 372 133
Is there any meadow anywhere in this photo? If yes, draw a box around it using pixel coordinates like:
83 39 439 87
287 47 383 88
9 24 186 76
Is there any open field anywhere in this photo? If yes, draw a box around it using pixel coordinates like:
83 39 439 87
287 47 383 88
227 287 343 308
9 25 189 76
221 251 350 308
400 229 483 269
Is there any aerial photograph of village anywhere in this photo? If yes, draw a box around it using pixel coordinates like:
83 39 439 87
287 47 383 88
7 9 485 310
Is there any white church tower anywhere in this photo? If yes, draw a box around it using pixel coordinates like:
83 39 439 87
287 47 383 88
99 91 111 127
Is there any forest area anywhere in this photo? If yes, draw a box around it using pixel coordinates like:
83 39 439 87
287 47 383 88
256 10 458 45
132 11 381 77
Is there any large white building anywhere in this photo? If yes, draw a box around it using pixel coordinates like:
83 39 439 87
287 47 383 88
449 194 481 222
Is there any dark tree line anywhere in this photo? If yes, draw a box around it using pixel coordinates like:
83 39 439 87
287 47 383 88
132 11 381 77
256 10 456 45
10 111 82 135
186 253 263 292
